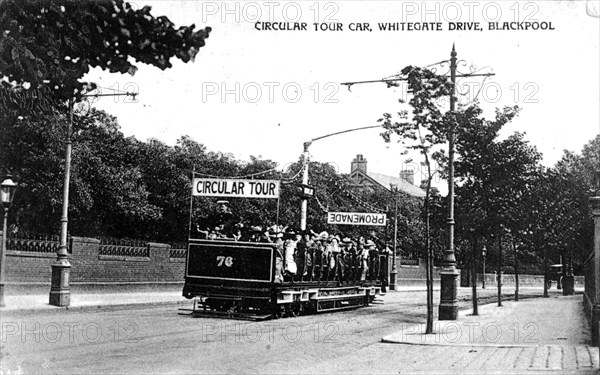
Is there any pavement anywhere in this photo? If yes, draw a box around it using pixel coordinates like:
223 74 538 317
379 291 599 374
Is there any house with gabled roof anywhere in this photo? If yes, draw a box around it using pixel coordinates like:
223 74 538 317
348 154 426 198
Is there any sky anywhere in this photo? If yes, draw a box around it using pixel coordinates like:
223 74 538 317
88 0 600 191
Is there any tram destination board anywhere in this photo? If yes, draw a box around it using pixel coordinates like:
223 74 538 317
192 178 280 199
186 240 274 283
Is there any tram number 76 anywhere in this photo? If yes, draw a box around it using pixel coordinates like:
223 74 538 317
216 256 234 267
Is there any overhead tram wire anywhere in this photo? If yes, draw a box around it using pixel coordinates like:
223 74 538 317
341 60 496 91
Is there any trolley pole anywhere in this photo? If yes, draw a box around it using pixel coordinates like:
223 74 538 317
299 125 383 231
300 141 311 231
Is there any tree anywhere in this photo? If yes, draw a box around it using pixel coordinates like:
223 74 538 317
0 0 211 105
523 135 599 295
455 124 542 304
0 0 211 245
379 66 453 334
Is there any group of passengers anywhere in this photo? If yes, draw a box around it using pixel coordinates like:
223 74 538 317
195 200 390 285
201 222 390 285
261 226 390 285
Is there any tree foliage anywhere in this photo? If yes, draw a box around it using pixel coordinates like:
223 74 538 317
2 109 420 244
0 0 211 104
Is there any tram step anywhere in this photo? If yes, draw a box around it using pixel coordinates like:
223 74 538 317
188 309 272 321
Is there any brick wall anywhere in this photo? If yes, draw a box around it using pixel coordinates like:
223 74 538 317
396 258 442 280
6 236 186 284
476 273 585 288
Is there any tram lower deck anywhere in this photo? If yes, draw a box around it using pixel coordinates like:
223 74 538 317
182 239 386 319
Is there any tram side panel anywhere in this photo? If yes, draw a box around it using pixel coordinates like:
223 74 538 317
183 240 276 306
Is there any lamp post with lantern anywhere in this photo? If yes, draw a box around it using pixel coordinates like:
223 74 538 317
0 174 18 307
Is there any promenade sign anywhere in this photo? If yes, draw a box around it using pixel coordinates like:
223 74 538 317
192 178 280 199
327 212 387 226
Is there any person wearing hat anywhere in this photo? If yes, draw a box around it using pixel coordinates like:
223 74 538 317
360 239 373 281
313 234 325 281
325 235 341 281
303 230 318 281
247 226 263 242
196 199 235 239
283 228 299 281
334 236 347 282
342 238 356 283
367 239 380 281
262 225 285 282
231 222 243 241
295 230 312 281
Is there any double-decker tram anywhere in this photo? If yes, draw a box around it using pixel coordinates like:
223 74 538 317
182 176 388 320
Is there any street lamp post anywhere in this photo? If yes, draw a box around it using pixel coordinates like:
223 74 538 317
0 175 18 307
482 244 487 289
50 99 73 307
390 184 399 291
439 44 460 320
48 92 135 306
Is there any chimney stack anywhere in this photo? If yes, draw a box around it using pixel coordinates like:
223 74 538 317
351 154 367 174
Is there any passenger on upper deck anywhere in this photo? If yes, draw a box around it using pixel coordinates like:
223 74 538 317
195 200 236 239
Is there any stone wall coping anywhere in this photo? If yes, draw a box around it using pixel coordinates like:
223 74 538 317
148 242 171 248
7 251 58 259
98 255 150 262
71 237 101 244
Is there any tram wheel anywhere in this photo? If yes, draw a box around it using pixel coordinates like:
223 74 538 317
288 302 302 317
272 305 283 319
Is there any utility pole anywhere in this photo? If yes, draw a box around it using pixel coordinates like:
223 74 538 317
341 44 495 321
